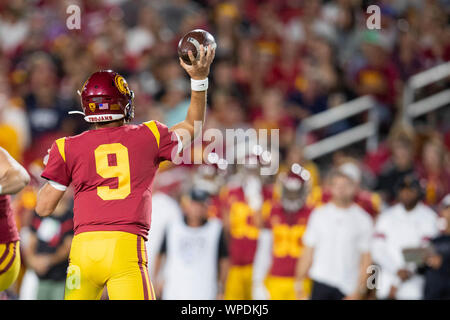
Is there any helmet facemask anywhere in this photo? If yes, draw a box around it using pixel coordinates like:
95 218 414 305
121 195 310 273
280 175 310 213
124 89 135 122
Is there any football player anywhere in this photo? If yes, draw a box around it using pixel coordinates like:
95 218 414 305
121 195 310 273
190 160 228 220
253 167 312 300
222 152 265 300
35 45 215 300
0 147 30 291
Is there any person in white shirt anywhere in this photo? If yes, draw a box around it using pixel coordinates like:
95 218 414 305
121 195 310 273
145 191 182 280
153 188 229 300
372 174 439 300
295 163 374 299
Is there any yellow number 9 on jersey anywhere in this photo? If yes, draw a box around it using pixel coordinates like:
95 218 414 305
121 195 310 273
94 143 131 200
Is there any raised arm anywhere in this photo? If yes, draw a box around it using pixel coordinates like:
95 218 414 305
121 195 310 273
252 228 273 300
170 44 215 149
0 147 30 195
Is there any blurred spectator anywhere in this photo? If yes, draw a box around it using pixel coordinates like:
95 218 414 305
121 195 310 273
353 31 400 124
0 107 22 163
424 194 450 299
296 167 373 300
24 53 71 142
287 57 329 121
154 189 228 300
376 127 417 204
22 193 73 300
394 32 424 81
0 1 29 55
417 138 450 207
415 0 450 68
158 82 190 128
0 75 30 161
372 174 439 300
263 40 303 95
211 3 241 59
252 88 296 152
125 6 158 58
207 91 246 132
145 191 182 281
323 0 359 68
154 0 202 36
211 59 243 101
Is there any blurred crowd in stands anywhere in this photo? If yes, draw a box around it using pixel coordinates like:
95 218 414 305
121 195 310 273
0 0 449 300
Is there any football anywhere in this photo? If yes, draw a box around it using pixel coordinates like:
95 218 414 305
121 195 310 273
178 29 217 65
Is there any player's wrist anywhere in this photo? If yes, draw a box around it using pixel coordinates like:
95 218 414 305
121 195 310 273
191 77 208 91
294 278 304 290
0 184 3 195
295 274 305 282
47 254 56 267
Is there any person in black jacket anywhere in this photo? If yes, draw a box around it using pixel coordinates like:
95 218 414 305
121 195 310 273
375 136 416 204
424 194 450 299
23 192 73 300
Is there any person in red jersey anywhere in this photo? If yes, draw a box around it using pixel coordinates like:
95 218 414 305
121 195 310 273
0 147 30 292
35 45 215 300
253 166 312 300
222 153 265 300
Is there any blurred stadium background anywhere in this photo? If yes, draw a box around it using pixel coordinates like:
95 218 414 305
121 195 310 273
0 0 449 300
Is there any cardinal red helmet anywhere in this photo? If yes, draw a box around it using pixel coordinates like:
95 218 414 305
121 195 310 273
77 70 134 123
280 166 311 212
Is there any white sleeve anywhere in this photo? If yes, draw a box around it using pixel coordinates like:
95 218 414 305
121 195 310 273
371 214 401 274
423 208 440 240
48 179 68 191
252 229 273 300
302 209 320 247
252 229 273 283
371 214 405 297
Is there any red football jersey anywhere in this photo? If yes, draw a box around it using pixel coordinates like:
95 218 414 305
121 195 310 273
265 202 311 277
41 121 179 240
0 195 19 243
225 187 259 266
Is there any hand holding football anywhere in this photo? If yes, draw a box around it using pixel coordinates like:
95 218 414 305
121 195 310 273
178 29 216 80
178 29 217 65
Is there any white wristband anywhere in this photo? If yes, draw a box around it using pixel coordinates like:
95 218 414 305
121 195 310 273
191 78 208 91
0 184 2 195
